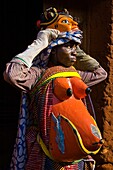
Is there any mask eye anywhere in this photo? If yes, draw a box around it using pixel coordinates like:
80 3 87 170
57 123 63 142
63 41 76 48
62 20 69 24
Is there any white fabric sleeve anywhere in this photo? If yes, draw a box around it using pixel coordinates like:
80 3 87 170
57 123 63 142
11 28 60 68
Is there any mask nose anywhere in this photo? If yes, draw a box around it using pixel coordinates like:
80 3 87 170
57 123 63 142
71 48 77 56
71 20 78 29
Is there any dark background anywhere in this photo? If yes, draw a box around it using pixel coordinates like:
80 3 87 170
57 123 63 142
0 1 43 169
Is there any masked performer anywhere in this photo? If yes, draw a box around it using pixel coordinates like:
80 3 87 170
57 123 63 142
3 7 107 170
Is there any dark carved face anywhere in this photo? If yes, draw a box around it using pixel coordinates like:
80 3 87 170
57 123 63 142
50 41 77 67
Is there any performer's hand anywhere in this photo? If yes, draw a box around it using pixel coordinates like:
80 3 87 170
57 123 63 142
45 28 60 42
74 45 100 71
37 28 60 47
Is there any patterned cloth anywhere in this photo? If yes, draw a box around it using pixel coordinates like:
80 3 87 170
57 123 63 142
10 93 28 169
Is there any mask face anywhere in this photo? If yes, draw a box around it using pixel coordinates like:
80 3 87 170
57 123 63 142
47 15 78 32
51 41 77 67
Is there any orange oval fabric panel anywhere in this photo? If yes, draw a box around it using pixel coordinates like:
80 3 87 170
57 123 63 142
49 115 86 162
49 97 102 162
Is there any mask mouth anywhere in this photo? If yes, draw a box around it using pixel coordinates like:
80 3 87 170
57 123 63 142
70 56 76 61
71 26 79 31
70 57 76 63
